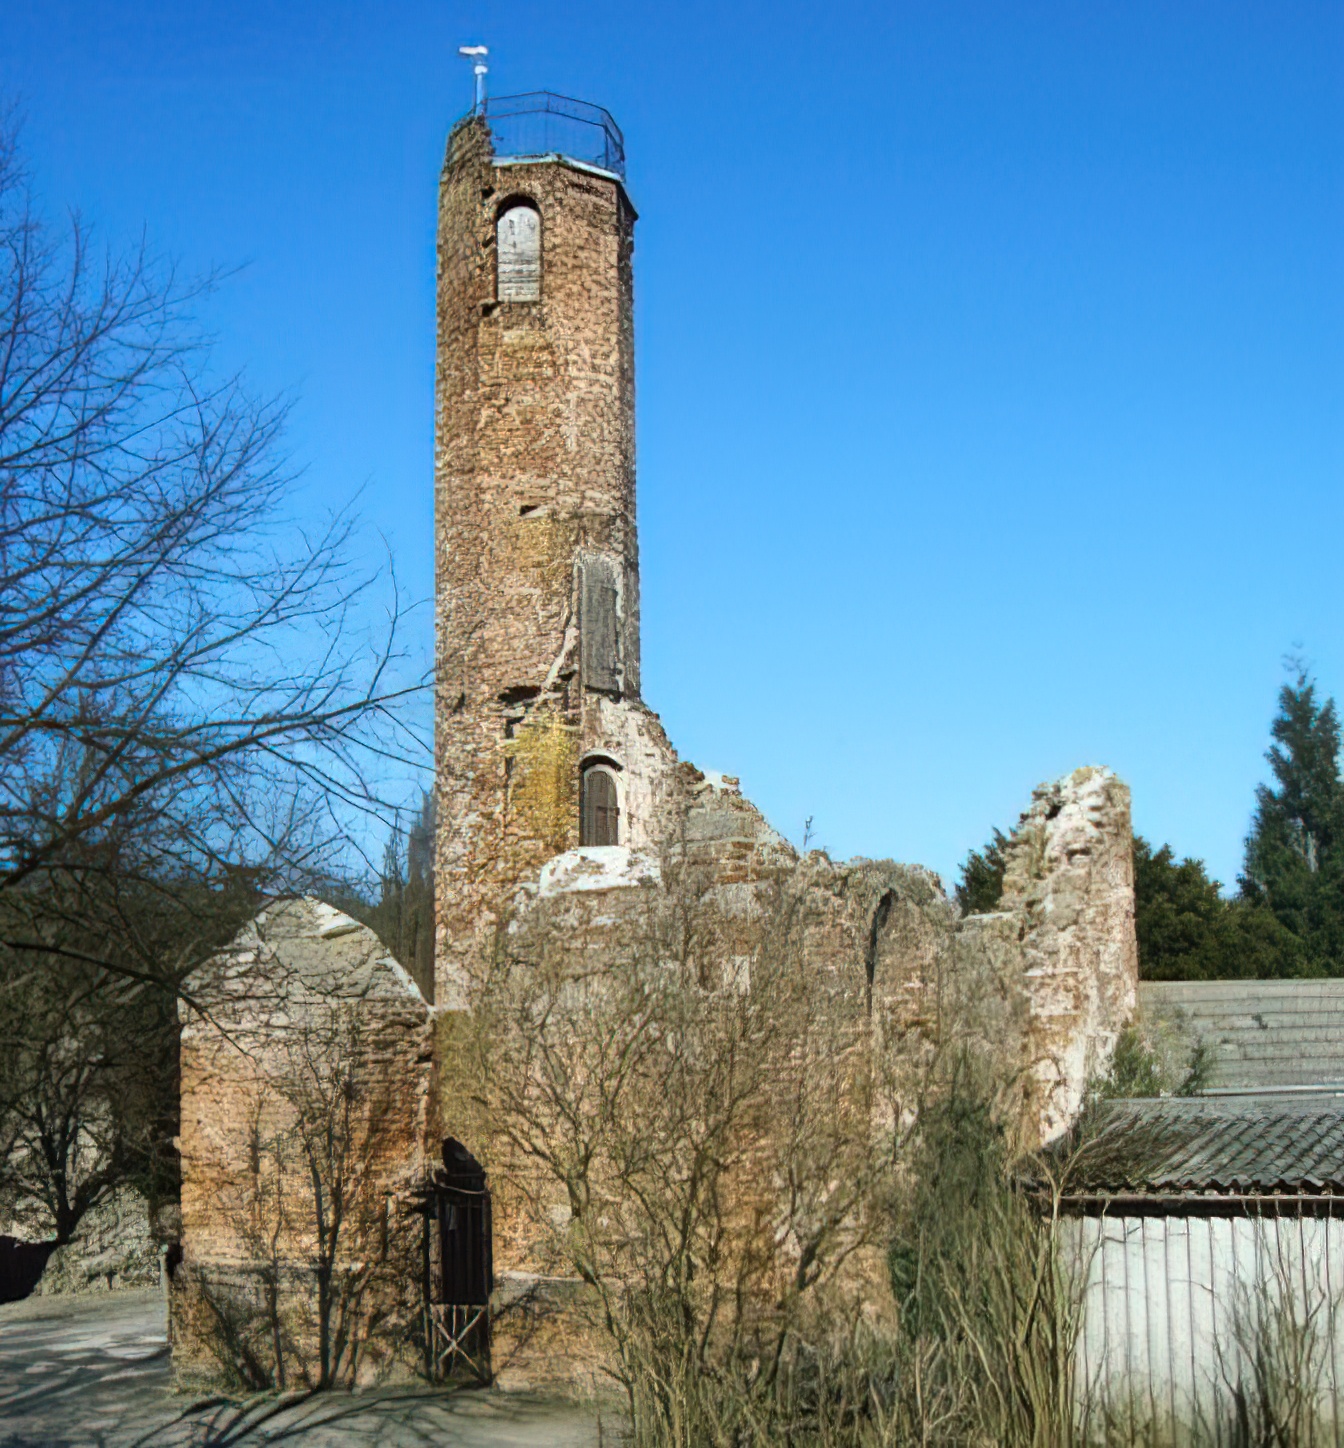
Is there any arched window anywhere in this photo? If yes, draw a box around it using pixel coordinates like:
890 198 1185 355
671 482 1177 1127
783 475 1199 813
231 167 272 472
497 202 541 301
865 891 894 1014
580 765 619 846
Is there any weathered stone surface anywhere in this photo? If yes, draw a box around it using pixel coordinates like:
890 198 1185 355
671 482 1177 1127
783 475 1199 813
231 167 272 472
996 766 1139 1138
162 97 1143 1401
173 898 433 1388
426 103 1142 1391
435 765 1136 1389
434 117 679 1009
876 766 1138 1145
35 1188 160 1295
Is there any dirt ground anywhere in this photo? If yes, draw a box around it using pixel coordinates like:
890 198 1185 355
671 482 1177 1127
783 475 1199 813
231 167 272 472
0 1289 609 1447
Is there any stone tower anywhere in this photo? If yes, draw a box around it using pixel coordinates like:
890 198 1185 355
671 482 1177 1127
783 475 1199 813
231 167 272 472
434 98 678 1004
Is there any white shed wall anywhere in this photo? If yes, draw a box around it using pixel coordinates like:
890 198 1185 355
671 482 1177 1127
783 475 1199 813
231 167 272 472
1066 1214 1344 1443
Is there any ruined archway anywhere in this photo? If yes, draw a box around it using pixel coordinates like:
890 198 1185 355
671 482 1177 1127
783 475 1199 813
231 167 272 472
865 890 895 1014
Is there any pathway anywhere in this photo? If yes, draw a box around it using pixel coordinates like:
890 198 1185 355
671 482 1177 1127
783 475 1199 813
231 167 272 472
0 1290 607 1447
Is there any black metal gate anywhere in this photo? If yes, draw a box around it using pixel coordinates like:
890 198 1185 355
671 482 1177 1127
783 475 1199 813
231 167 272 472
420 1138 493 1383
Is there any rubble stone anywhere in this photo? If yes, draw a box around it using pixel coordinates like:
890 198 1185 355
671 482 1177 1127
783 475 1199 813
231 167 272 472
35 1188 159 1295
426 105 1142 1387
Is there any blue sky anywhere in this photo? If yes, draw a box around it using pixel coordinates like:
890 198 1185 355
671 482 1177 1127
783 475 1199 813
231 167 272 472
3 1 1340 890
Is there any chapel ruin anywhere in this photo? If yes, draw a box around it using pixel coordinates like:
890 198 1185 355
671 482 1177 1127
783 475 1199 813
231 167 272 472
172 91 1139 1390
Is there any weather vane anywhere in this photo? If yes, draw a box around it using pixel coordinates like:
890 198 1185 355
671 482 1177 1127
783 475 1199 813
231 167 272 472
458 45 489 115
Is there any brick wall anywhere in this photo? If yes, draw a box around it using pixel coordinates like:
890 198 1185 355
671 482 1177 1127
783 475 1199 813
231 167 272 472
174 899 433 1388
434 118 679 1007
430 107 1140 1390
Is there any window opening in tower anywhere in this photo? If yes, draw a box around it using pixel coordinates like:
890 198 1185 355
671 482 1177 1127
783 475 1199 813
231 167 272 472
580 766 619 846
497 203 541 301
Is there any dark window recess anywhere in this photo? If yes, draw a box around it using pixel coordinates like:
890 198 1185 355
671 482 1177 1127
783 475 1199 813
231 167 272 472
0 1237 55 1303
581 767 619 846
865 891 895 1013
497 684 539 708
581 558 620 694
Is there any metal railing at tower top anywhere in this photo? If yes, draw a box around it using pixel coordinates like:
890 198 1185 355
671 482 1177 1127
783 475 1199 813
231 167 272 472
479 92 626 179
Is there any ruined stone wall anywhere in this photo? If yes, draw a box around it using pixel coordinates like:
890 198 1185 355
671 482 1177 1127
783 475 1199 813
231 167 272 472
32 1187 163 1295
435 118 678 1007
438 766 1138 1388
438 838 882 1391
428 100 1141 1393
174 899 434 1388
638 766 1134 1145
865 766 1138 1145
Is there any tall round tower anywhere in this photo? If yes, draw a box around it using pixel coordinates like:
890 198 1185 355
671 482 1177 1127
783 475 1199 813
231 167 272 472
435 95 677 1003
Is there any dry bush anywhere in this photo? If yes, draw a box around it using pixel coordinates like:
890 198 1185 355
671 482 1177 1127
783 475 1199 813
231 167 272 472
446 857 889 1442
446 854 1107 1446
872 1052 1101 1448
1220 1234 1340 1448
1086 1258 1341 1448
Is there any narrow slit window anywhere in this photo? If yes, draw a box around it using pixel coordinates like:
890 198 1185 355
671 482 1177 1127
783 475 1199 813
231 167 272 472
580 766 619 846
497 204 541 301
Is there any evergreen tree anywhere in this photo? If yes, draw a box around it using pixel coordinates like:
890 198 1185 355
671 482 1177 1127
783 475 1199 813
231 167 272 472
959 678 1344 976
955 828 1009 915
1133 836 1306 980
1241 671 1344 972
958 821 1308 978
1134 837 1225 979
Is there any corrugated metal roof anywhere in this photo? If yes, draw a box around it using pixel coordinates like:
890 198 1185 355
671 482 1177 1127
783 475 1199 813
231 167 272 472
1139 980 1344 1092
1070 1098 1344 1196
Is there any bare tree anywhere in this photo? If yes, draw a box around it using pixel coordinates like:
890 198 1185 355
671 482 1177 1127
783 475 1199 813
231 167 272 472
349 792 436 1001
0 108 427 1243
0 109 427 980
444 851 1141 1446
0 960 171 1243
0 858 290 1245
446 857 889 1440
279 1008 402 1388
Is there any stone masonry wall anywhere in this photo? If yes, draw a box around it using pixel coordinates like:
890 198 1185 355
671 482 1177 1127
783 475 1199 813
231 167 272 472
174 899 434 1389
781 766 1137 1148
439 765 1138 1388
995 766 1139 1137
429 100 1141 1392
434 117 677 1008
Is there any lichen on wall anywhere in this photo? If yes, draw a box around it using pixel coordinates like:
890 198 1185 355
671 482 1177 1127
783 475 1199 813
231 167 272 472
504 707 579 857
434 121 650 1004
